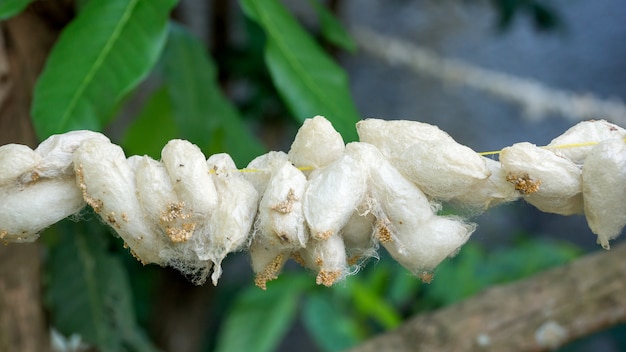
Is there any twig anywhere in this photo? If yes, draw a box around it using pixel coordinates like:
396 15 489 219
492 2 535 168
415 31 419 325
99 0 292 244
352 26 626 126
349 242 626 352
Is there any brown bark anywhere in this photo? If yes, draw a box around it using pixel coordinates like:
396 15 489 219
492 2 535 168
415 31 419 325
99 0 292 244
349 242 626 352
0 2 73 351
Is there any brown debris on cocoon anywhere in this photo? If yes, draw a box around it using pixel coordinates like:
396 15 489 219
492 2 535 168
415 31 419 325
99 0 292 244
548 120 626 165
506 172 542 195
249 239 290 290
206 154 259 285
288 115 345 172
256 160 308 249
500 142 583 215
73 139 166 265
298 234 348 287
582 139 626 250
303 143 368 241
134 156 193 242
161 139 218 216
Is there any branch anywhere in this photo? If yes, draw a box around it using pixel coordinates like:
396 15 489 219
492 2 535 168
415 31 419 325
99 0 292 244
349 242 626 352
352 27 626 126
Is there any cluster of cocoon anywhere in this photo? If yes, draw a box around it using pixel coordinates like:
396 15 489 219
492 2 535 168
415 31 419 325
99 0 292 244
1 117 624 288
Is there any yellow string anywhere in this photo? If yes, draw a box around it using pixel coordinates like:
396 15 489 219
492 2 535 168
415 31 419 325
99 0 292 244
478 139 625 156
221 139 625 172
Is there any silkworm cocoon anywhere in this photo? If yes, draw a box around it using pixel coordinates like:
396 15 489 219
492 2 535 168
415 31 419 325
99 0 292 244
366 143 434 227
500 142 583 215
249 238 290 290
582 139 626 250
356 118 449 164
134 156 197 243
0 144 41 186
398 138 490 199
341 201 377 266
361 143 474 275
256 160 308 249
0 176 84 242
161 140 218 216
73 139 165 265
548 120 626 165
379 215 475 276
357 118 489 199
134 156 215 284
33 130 110 179
452 157 519 211
303 143 369 241
206 153 259 285
243 151 289 194
298 234 348 286
288 115 345 172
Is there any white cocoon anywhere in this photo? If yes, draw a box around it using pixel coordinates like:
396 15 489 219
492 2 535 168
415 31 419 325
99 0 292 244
0 176 84 242
363 142 475 274
243 151 289 194
398 138 490 199
161 140 218 216
288 115 345 171
582 139 626 249
357 118 489 199
341 201 377 265
299 234 348 286
134 156 196 243
356 118 449 164
34 130 110 179
500 142 583 215
452 157 519 211
257 160 308 249
548 120 626 165
134 155 214 284
134 156 177 223
206 153 259 285
73 139 164 265
381 216 475 274
367 143 433 227
0 144 40 186
303 143 369 240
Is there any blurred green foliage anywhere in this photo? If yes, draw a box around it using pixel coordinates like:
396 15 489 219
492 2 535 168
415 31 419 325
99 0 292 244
8 0 581 350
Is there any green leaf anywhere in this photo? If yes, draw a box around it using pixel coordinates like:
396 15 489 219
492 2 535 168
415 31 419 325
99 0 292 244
162 23 265 166
350 280 402 330
45 220 159 352
215 275 308 352
307 0 357 52
240 0 360 142
0 0 33 20
302 292 361 351
31 0 177 139
122 86 178 159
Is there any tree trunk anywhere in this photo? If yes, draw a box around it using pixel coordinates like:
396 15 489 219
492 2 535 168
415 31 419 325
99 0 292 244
349 242 626 352
0 2 73 351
